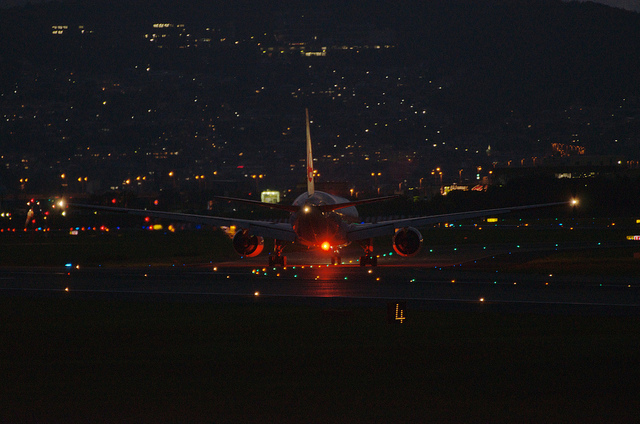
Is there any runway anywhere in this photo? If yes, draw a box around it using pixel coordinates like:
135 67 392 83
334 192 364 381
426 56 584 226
2 247 639 315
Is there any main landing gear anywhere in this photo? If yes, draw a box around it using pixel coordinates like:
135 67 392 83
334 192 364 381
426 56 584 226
268 240 287 267
359 255 377 267
268 255 286 267
359 240 377 267
330 254 342 265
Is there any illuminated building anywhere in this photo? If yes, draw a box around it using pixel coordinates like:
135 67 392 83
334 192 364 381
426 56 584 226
261 191 281 204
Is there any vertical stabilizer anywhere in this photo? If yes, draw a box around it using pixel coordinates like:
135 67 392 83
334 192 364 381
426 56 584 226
305 108 315 195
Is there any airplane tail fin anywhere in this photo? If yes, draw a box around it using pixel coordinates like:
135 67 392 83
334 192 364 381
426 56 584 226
25 208 34 228
305 108 315 196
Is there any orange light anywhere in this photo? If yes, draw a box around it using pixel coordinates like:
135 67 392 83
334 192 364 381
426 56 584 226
321 242 331 251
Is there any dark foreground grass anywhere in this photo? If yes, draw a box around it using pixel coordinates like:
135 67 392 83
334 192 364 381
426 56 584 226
2 297 640 423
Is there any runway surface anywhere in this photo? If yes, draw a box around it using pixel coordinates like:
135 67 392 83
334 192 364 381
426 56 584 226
2 243 639 315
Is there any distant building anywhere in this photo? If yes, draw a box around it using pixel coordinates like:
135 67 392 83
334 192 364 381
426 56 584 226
261 190 280 204
493 155 628 184
51 24 94 36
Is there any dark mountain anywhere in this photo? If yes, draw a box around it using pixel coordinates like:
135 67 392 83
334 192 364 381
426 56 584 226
3 0 639 104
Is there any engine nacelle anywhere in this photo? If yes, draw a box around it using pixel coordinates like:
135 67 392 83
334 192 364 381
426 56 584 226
232 230 264 257
392 227 423 257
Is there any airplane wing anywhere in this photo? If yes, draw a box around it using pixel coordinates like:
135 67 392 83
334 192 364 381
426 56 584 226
70 203 297 241
215 195 401 213
346 201 574 242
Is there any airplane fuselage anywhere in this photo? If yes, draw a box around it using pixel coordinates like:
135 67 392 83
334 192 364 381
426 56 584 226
290 191 357 248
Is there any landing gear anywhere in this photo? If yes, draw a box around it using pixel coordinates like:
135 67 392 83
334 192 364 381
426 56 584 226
268 240 287 267
359 239 377 267
268 255 287 267
359 255 377 267
330 255 342 265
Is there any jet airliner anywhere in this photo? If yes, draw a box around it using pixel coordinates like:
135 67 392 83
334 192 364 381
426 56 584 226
72 109 575 266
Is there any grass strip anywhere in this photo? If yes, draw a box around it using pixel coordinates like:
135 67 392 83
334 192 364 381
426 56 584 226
1 297 639 423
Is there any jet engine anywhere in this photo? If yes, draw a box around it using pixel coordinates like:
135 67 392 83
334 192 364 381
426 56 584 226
232 230 264 257
392 227 423 257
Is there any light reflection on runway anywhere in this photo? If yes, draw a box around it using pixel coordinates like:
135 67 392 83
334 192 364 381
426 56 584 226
1 261 640 314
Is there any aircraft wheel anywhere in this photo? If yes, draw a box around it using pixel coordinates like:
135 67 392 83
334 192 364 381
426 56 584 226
360 255 377 266
269 255 286 267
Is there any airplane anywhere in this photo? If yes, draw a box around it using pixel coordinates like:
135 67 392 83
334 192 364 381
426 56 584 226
71 109 576 267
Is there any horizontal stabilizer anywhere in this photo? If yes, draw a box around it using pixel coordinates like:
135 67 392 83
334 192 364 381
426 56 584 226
318 195 400 212
214 196 299 212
